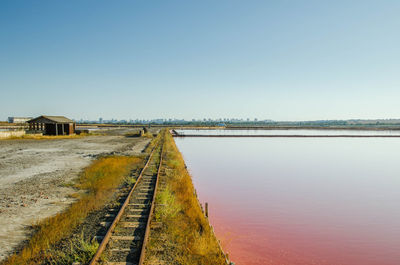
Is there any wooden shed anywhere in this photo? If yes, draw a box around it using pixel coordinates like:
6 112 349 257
28 116 76 135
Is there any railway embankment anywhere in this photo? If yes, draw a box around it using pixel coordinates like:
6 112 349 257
143 130 230 265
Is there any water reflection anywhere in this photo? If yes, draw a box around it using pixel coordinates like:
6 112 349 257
175 129 400 136
175 136 400 265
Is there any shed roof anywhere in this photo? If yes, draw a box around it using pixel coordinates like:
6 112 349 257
28 115 74 123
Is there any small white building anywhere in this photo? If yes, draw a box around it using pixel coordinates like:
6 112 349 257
8 117 32 123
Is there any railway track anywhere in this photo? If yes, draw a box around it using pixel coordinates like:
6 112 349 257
89 138 164 265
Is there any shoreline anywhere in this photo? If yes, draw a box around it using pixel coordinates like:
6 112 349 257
173 134 400 137
143 130 230 265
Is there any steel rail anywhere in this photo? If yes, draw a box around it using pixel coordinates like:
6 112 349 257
138 139 164 265
89 142 160 265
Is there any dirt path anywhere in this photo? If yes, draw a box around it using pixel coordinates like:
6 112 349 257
0 131 151 261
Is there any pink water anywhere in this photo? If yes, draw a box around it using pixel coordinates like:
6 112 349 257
175 137 400 265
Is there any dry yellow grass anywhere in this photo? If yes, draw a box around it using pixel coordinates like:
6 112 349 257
144 130 227 265
2 156 143 265
124 131 154 138
5 133 84 140
143 131 161 153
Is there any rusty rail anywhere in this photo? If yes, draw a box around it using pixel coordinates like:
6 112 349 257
138 140 164 265
89 143 159 265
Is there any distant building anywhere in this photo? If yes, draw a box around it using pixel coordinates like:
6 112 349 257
8 117 32 123
27 115 76 135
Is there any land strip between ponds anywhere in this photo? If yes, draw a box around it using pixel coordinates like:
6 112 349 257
142 131 230 265
89 136 164 265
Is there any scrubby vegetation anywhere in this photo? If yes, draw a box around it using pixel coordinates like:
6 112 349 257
2 156 143 265
45 232 99 265
124 131 154 138
7 134 84 140
144 130 227 265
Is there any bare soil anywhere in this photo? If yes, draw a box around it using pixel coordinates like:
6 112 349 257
0 128 152 261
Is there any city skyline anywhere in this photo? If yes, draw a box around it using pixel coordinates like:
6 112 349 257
1 1 400 121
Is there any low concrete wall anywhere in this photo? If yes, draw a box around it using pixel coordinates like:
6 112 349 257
0 130 26 139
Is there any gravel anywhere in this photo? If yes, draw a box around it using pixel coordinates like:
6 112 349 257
0 128 152 261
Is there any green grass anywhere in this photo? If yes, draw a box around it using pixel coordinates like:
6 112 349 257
45 232 99 265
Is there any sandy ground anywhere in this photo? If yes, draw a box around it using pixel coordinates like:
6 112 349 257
0 128 152 261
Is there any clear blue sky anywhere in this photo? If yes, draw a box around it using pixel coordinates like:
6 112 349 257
1 0 399 121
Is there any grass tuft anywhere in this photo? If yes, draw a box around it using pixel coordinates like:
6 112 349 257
44 232 99 265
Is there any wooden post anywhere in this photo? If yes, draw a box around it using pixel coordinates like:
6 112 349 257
55 123 58 136
205 202 208 218
62 123 65 135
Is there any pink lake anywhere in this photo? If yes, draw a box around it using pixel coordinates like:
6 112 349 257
175 135 400 265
